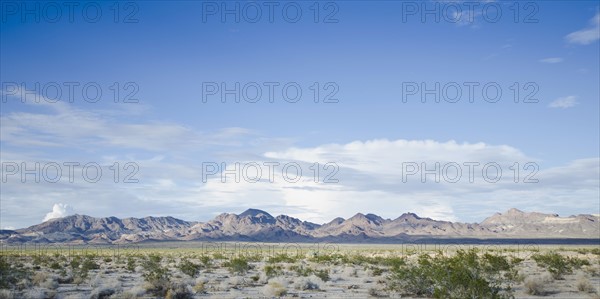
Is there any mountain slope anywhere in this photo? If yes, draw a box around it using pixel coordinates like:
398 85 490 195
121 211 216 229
1 208 598 244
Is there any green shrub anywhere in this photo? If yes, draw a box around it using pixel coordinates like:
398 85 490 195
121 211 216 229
199 255 212 268
264 264 283 278
532 252 584 279
126 257 136 272
142 255 170 297
49 261 61 270
381 256 405 271
178 259 201 277
224 257 250 274
70 257 81 269
389 249 515 299
314 269 330 282
68 255 99 284
371 267 384 276
82 257 100 271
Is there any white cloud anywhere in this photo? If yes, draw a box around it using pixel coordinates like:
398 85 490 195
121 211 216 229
43 203 75 222
265 139 531 178
1 138 598 228
565 12 600 45
549 96 578 108
539 57 563 64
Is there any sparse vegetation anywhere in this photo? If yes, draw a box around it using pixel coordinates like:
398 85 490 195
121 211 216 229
532 252 589 279
126 256 136 272
0 245 598 298
142 254 171 296
268 253 298 264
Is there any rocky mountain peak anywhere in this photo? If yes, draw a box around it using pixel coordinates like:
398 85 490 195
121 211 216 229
239 209 273 219
396 212 422 222
347 213 385 225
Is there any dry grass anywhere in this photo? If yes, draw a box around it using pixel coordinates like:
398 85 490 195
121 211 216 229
575 273 594 293
263 277 288 297
524 276 550 296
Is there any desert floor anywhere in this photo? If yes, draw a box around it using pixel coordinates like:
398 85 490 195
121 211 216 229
1 242 599 298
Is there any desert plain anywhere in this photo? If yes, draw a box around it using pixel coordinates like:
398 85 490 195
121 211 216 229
1 242 599 299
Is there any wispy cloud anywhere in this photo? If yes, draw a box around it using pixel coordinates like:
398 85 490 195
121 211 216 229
549 96 578 108
0 86 256 152
539 57 563 64
565 12 600 45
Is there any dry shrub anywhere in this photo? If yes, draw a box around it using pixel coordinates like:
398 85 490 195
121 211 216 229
263 277 288 297
575 274 594 293
524 276 549 296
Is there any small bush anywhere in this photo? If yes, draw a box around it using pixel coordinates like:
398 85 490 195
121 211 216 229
264 264 283 278
49 261 61 270
576 274 594 292
142 254 170 297
532 252 583 279
83 259 100 270
178 259 201 277
381 256 405 271
263 278 288 297
165 282 193 299
32 272 49 286
199 255 212 268
192 280 206 294
314 269 330 282
371 267 384 276
126 257 136 272
224 257 250 274
524 276 548 296
293 275 322 290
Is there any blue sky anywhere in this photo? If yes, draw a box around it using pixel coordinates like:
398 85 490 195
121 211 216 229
1 0 599 229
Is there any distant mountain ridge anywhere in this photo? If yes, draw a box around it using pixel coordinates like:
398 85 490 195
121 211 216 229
1 208 598 244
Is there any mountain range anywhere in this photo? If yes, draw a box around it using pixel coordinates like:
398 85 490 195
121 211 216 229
1 208 598 244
